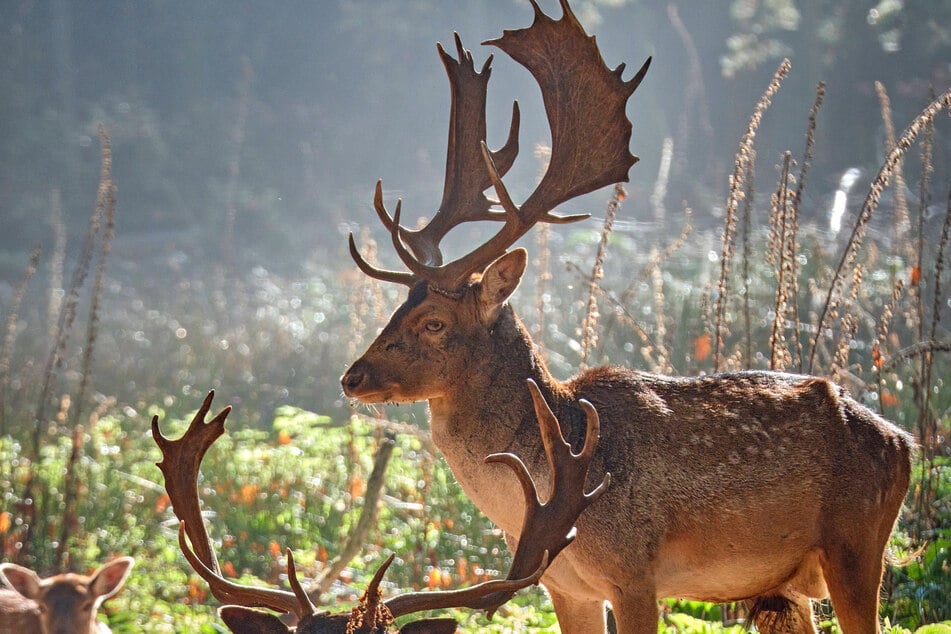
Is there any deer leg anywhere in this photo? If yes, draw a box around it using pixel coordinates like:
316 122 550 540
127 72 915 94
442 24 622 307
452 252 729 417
606 584 660 634
820 468 908 634
819 545 886 634
545 586 608 634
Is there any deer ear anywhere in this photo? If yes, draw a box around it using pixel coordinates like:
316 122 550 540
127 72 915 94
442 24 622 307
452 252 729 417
479 248 527 311
90 556 134 601
0 563 42 600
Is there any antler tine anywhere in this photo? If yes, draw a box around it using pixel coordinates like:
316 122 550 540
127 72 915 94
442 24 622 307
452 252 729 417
177 522 303 617
286 549 318 616
384 552 548 620
347 232 417 288
152 390 231 574
372 180 396 232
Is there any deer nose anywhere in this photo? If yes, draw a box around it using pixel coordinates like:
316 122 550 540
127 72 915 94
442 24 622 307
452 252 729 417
341 369 365 395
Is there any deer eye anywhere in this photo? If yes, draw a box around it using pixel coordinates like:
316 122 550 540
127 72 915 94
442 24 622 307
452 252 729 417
424 319 445 333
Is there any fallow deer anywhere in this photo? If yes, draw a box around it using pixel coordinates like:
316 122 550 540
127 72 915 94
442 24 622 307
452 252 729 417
151 386 607 633
0 556 134 634
340 1 916 632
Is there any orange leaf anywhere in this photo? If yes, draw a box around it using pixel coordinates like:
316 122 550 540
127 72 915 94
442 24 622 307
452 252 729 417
350 476 365 499
0 511 10 534
694 334 712 362
239 483 259 506
277 429 292 445
427 568 441 591
222 561 237 578
872 343 884 368
188 577 206 600
881 390 899 407
269 541 282 558
154 493 171 514
910 266 921 286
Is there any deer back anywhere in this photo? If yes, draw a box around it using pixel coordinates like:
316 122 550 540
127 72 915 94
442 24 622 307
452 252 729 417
0 557 134 634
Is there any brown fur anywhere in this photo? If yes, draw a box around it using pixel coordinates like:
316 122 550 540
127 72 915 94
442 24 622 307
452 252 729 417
0 557 134 634
342 250 915 634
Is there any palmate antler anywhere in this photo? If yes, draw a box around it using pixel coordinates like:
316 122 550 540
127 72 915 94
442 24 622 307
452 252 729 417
151 383 607 633
350 0 650 292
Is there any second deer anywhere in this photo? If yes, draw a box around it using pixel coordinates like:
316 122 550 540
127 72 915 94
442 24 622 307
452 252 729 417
0 556 134 634
341 1 916 632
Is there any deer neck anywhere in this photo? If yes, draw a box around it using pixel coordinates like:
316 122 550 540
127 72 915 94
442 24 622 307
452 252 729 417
428 306 564 531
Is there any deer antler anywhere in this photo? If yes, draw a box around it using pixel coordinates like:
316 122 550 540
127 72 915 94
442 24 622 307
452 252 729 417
152 392 305 616
350 0 650 291
152 384 607 631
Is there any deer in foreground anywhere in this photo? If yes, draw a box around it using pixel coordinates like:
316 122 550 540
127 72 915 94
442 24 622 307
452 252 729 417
340 1 916 632
0 556 134 634
151 386 607 633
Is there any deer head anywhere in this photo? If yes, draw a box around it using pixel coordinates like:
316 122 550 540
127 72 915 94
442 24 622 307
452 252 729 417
151 386 608 633
343 0 648 407
0 557 134 634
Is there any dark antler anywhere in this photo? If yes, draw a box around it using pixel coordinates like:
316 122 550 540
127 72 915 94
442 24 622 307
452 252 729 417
350 0 649 291
152 391 304 616
153 383 606 632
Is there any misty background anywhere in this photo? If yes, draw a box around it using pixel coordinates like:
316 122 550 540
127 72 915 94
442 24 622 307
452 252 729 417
1 0 949 420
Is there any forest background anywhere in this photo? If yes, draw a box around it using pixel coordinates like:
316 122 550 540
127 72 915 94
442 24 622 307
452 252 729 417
1 1 950 631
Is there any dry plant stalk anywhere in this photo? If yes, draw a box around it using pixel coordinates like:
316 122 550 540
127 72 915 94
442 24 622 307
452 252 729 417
580 184 625 370
0 246 41 435
714 59 791 370
767 152 799 371
56 125 117 569
649 246 670 374
784 82 825 370
48 189 66 343
740 153 755 368
875 82 911 244
918 187 951 466
309 431 396 599
830 264 864 382
870 278 905 414
73 125 116 428
17 127 114 565
809 87 951 372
